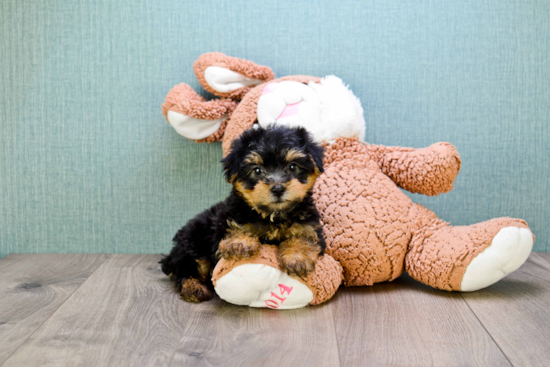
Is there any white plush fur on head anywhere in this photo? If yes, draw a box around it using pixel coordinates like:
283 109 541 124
311 76 365 142
257 76 365 143
257 81 320 133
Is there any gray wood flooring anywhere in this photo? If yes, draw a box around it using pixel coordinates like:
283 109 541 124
0 253 549 367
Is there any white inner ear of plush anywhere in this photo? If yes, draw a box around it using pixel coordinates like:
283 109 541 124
214 264 313 310
167 110 226 140
204 66 262 93
257 76 365 143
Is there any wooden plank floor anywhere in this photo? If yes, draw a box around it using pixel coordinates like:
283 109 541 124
1 253 549 367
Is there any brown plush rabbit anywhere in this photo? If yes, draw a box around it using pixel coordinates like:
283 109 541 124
162 52 534 309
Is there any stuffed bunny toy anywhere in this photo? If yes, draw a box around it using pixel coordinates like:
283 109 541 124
162 52 534 309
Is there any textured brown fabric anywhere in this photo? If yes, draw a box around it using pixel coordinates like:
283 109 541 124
193 52 275 100
161 83 237 120
365 142 462 196
314 138 415 286
212 245 280 284
221 75 322 155
212 244 343 306
302 253 343 305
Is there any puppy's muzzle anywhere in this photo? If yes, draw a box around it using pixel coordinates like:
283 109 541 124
270 184 285 198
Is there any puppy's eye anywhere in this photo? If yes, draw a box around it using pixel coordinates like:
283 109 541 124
289 163 297 172
254 168 263 175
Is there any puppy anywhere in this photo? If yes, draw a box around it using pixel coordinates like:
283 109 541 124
160 125 326 303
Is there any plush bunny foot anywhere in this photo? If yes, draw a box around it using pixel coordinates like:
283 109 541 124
212 245 343 309
406 211 534 291
214 263 314 309
461 226 533 291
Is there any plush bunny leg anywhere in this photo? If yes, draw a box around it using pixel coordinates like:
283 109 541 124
405 204 534 291
161 83 238 142
212 245 342 309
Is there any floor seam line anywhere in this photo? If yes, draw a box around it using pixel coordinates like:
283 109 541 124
532 253 550 267
526 256 550 274
329 301 344 367
460 293 515 367
517 269 550 283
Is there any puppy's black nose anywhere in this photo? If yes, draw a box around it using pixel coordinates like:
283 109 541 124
271 184 285 197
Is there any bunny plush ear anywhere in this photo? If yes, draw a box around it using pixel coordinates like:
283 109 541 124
162 83 238 142
194 52 275 100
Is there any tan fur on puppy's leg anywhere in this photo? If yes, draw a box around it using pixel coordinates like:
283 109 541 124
279 238 321 277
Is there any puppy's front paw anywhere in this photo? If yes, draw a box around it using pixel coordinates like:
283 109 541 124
217 236 260 260
180 278 214 303
279 251 318 278
278 238 320 277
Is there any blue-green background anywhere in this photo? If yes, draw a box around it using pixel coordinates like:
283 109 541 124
1 0 549 258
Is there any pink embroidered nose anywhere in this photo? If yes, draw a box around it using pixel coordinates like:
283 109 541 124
278 102 300 119
262 83 278 95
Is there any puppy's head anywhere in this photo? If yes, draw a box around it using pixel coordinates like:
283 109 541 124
221 125 324 216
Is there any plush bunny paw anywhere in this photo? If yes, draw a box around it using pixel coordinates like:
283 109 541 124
214 263 314 309
212 245 343 309
461 226 534 291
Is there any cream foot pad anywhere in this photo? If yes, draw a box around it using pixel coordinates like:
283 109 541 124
461 226 534 292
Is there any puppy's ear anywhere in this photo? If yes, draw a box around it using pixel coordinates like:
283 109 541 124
307 142 325 175
295 127 324 174
221 149 240 183
221 133 248 183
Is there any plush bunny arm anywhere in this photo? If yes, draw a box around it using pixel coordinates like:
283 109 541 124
365 142 461 196
162 83 238 142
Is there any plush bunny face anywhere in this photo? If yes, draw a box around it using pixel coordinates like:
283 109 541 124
256 77 365 143
162 53 365 152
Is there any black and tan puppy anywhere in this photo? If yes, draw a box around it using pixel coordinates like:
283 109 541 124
160 125 325 303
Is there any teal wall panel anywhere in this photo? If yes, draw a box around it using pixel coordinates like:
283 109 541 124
1 0 549 258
